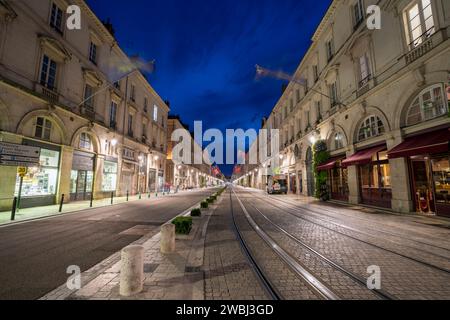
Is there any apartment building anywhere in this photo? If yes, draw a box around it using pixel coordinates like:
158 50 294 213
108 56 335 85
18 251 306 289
165 115 217 190
0 0 169 209
241 0 450 217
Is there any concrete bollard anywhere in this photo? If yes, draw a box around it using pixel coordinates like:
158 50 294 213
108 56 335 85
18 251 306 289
119 245 144 297
160 223 175 253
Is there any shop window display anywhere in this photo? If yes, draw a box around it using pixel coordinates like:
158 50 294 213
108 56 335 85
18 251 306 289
14 149 60 196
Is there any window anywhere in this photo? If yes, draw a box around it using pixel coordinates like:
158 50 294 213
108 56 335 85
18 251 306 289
102 161 118 191
89 42 97 64
353 0 365 29
304 78 309 95
329 82 338 107
153 105 158 122
79 132 92 149
50 3 64 34
40 55 57 90
405 0 435 49
358 53 371 87
130 84 136 102
358 115 385 141
316 101 322 120
35 117 52 140
128 113 133 137
109 101 117 128
142 123 147 139
406 84 447 126
15 149 60 196
84 84 94 110
313 65 319 82
334 132 344 150
144 97 148 113
326 39 334 62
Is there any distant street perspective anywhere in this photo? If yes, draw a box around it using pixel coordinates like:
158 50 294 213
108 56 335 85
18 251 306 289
0 0 449 302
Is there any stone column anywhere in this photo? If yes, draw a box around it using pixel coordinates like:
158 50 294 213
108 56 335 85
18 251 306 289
387 131 414 213
161 223 175 253
57 145 74 204
94 155 104 200
346 146 360 205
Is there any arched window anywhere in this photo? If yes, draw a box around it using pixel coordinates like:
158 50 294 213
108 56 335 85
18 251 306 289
79 132 92 149
334 132 344 150
34 117 52 140
358 115 385 141
406 84 447 126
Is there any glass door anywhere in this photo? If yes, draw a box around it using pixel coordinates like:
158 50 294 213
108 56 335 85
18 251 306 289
411 159 435 214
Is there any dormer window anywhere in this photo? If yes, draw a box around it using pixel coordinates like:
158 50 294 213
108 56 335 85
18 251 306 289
89 42 97 65
50 3 64 34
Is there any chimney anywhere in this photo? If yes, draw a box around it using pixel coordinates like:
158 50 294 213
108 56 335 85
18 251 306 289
102 18 115 37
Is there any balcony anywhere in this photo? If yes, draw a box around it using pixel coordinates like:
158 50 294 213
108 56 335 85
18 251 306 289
357 74 372 98
405 28 445 65
41 86 59 103
80 105 95 121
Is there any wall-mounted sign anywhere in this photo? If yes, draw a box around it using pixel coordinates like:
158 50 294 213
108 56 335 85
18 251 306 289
0 142 40 167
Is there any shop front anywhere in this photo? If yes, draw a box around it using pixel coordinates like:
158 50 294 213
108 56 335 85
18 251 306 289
15 140 61 208
342 145 392 209
388 127 450 217
70 151 95 201
101 157 118 195
317 156 348 202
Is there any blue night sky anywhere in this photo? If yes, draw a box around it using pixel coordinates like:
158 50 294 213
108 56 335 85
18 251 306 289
87 0 332 175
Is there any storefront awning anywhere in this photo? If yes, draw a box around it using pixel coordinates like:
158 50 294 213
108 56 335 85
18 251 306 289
316 157 340 171
342 145 386 167
387 128 450 159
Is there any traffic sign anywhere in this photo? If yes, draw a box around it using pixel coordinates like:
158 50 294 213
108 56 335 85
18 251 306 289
0 142 40 167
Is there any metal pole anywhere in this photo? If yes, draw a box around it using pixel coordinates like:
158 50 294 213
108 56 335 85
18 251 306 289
16 176 23 212
90 192 93 207
111 191 114 205
126 190 129 201
139 192 141 200
59 194 65 212
10 197 17 221
148 192 150 198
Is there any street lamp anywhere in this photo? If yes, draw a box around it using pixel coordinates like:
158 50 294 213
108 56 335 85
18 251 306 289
111 138 118 146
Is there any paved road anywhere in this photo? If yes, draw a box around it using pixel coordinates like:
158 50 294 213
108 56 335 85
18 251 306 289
0 188 217 300
232 186 450 300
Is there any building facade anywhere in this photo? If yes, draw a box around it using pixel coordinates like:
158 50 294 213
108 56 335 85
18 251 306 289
0 0 169 209
238 0 450 217
165 115 220 190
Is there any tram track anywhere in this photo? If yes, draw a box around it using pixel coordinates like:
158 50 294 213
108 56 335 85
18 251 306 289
228 188 339 300
243 188 450 274
266 191 450 253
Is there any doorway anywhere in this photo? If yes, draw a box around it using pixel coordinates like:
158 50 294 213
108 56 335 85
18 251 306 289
411 158 435 214
70 170 93 201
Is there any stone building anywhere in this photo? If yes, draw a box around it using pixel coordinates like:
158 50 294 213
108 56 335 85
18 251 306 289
165 115 218 190
0 0 169 209
239 0 450 217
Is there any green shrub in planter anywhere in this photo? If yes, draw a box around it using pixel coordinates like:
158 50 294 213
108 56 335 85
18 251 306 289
172 216 192 234
201 201 209 208
190 208 201 217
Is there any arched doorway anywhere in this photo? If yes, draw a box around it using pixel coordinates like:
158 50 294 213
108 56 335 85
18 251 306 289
306 147 315 197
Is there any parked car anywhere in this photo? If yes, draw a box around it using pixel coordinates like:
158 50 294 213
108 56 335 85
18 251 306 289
267 175 288 194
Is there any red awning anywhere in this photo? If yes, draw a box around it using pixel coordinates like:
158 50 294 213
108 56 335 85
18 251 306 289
387 128 450 159
341 145 386 167
316 157 341 171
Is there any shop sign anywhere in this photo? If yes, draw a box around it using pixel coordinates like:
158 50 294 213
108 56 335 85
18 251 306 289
17 166 27 177
0 142 40 167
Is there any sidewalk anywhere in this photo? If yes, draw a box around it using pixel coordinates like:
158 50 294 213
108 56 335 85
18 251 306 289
41 191 216 300
0 189 198 226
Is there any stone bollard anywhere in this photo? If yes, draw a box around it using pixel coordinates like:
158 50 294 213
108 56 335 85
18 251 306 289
119 245 144 297
160 223 175 253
